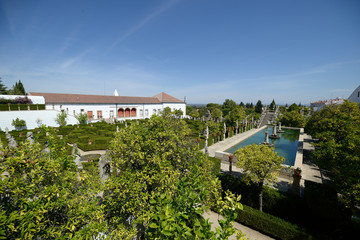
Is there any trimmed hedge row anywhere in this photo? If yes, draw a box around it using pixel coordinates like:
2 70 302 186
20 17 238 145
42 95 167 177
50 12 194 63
0 104 45 111
237 205 311 240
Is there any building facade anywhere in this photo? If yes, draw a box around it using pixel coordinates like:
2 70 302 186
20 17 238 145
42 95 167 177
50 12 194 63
28 92 186 121
348 85 360 105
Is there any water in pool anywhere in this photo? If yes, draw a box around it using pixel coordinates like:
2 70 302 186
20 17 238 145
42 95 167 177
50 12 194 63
225 127 299 166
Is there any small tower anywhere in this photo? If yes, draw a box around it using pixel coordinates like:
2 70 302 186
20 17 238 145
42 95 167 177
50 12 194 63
113 89 119 96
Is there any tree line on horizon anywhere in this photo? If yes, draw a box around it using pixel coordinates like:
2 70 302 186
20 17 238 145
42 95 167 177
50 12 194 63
0 77 26 95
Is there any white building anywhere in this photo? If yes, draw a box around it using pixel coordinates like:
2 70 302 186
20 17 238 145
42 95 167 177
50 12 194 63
310 97 344 112
348 85 360 105
28 91 186 120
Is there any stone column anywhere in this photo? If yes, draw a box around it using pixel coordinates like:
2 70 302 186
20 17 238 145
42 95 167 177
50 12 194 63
204 126 209 155
236 120 239 134
229 155 234 174
223 123 226 140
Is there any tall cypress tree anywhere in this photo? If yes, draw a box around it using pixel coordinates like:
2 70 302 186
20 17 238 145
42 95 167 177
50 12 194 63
0 77 8 94
17 80 26 95
255 100 263 113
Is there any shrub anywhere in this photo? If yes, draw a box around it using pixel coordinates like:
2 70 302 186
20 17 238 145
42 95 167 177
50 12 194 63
236 205 311 240
55 111 68 126
76 113 88 124
11 118 26 130
14 97 32 104
208 156 221 175
304 180 352 230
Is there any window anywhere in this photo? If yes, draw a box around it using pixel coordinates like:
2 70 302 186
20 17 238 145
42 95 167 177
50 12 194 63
97 111 102 119
88 111 93 118
73 110 76 115
81 109 84 112
145 109 149 117
153 109 156 115
358 91 360 98
158 109 161 115
139 109 143 117
110 110 114 118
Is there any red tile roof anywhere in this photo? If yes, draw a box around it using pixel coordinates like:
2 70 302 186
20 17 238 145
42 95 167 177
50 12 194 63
28 92 184 104
153 92 184 103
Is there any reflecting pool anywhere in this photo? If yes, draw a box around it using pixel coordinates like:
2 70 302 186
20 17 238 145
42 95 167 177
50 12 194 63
225 127 300 166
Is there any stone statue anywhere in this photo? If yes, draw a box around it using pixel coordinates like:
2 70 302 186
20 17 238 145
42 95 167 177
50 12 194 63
204 126 209 155
8 136 17 149
125 121 127 128
116 126 119 132
99 150 111 182
26 132 34 144
42 141 50 155
72 143 78 157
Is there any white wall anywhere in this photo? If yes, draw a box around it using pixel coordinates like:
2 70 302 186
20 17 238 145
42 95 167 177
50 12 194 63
47 102 186 120
0 110 78 131
0 95 45 104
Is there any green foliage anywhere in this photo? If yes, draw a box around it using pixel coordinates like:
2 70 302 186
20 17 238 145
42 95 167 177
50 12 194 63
173 109 183 118
279 110 305 127
208 156 221 175
222 99 237 116
0 77 7 94
269 99 276 111
11 118 26 130
255 100 263 114
104 115 243 238
305 100 360 207
287 103 299 112
55 111 68 126
75 112 88 124
225 106 245 126
304 181 352 229
234 144 284 211
8 80 26 95
211 108 222 121
236 205 311 240
0 127 105 239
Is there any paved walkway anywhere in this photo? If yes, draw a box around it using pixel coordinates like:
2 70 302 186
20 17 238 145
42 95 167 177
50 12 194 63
300 133 330 184
202 126 267 157
203 211 274 240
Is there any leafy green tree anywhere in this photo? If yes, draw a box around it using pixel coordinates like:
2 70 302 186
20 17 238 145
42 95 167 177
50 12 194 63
174 109 183 118
207 103 221 109
162 106 172 117
279 111 305 127
269 99 276 111
211 108 222 121
11 118 26 130
288 103 299 112
104 115 243 238
255 100 263 114
0 77 7 94
222 99 237 116
8 80 26 95
226 106 245 126
239 102 245 108
76 112 88 124
305 100 360 207
55 111 68 126
234 144 284 211
0 127 105 239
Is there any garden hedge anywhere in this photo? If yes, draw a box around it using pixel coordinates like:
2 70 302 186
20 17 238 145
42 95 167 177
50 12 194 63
0 104 45 111
236 205 311 240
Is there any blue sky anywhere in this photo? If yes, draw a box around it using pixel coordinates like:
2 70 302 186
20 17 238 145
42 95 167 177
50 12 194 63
0 0 359 104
